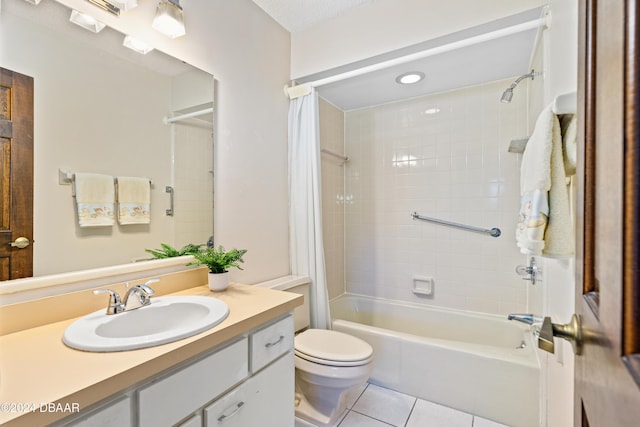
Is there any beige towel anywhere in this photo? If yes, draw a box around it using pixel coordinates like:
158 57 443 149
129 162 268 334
517 105 575 257
74 173 115 227
117 176 151 225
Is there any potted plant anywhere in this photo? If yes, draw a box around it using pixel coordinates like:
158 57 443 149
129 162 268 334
189 246 247 291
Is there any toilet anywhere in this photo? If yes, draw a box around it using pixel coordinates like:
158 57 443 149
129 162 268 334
258 276 374 427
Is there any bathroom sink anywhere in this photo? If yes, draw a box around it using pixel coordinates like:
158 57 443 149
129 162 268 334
63 296 229 352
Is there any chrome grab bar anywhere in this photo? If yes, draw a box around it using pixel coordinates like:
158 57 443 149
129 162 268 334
411 212 501 238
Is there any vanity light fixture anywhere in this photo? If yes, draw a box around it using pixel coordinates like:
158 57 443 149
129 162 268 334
22 0 43 5
69 10 106 33
424 107 440 115
152 0 186 38
395 71 425 85
123 35 154 54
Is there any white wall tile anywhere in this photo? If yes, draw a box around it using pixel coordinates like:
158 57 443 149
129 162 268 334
344 79 528 316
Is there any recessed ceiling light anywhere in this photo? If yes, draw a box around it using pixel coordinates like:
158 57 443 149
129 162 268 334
396 72 425 85
123 36 154 54
69 10 106 33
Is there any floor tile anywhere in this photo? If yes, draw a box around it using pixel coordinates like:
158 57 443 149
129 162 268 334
338 411 394 427
405 399 473 427
345 382 368 409
351 384 415 426
473 416 510 427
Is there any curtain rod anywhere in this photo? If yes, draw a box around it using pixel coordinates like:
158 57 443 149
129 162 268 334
163 107 214 124
285 16 549 99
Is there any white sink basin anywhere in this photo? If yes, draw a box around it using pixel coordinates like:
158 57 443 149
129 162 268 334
63 296 229 352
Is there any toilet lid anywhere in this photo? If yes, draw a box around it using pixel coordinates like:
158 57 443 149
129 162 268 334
295 329 373 366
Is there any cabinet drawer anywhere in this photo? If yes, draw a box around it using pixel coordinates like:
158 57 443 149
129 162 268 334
138 337 248 427
204 351 294 427
250 315 294 373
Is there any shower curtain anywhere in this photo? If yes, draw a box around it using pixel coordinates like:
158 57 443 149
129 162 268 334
288 86 331 329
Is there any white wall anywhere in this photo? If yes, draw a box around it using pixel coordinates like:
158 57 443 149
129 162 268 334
344 79 529 315
539 1 579 426
291 0 545 79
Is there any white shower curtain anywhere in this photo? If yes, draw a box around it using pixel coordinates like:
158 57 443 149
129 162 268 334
288 86 331 330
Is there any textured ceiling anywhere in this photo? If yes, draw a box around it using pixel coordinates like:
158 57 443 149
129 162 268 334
251 0 374 32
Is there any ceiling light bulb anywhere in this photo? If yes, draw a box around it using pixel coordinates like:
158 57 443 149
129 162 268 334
69 10 106 33
152 0 186 38
123 36 154 54
396 72 425 85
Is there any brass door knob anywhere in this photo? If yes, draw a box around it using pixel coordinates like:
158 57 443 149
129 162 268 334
538 314 583 355
9 237 30 249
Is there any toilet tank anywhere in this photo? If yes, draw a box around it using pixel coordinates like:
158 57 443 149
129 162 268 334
256 275 311 332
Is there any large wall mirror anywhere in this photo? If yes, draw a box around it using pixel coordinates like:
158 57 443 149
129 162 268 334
0 0 214 288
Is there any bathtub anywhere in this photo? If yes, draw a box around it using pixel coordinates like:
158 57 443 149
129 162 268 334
330 294 541 427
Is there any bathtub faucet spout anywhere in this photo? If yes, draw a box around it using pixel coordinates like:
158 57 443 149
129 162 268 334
508 313 543 325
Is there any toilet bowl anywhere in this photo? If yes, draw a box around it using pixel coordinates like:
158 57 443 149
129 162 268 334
294 328 373 427
256 276 374 427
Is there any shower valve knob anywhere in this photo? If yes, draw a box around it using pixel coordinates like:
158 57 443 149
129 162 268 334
515 257 540 284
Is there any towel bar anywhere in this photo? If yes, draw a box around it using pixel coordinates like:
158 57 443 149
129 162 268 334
411 212 501 238
58 169 152 185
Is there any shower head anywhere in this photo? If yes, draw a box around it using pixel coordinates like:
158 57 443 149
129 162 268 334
500 70 539 103
500 88 514 103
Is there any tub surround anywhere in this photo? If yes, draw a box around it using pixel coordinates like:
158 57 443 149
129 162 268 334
0 272 302 427
331 294 540 427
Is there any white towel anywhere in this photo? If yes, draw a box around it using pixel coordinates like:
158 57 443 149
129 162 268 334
517 105 575 257
117 176 151 225
74 173 115 227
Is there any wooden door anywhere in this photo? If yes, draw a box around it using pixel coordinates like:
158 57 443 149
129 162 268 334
575 0 640 425
0 68 34 280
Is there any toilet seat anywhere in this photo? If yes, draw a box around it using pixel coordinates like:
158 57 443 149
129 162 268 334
295 329 373 367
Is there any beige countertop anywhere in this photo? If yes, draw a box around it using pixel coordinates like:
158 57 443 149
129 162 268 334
0 281 302 427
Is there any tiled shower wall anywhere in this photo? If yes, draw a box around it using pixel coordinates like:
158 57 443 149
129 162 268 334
342 79 530 315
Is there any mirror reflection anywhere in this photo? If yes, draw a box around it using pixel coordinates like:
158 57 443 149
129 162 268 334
1 0 214 280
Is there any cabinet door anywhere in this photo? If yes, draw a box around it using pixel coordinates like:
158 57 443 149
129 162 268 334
63 396 131 426
205 351 294 427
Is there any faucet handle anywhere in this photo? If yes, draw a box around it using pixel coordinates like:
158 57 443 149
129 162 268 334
93 289 123 315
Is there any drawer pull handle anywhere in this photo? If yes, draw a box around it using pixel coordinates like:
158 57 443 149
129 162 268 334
265 335 285 348
217 401 245 423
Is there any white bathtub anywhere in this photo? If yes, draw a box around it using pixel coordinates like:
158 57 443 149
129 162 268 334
330 294 541 427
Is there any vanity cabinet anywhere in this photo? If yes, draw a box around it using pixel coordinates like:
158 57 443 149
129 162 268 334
61 315 294 427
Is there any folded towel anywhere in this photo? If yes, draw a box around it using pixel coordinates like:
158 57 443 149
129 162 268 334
117 176 151 225
517 105 575 257
74 172 115 228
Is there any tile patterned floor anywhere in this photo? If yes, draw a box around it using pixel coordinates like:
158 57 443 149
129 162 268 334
335 383 510 427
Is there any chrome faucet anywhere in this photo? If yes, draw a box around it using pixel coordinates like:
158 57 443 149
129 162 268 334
507 313 543 325
94 278 159 315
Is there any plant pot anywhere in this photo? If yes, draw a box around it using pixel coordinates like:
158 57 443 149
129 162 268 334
208 271 229 292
